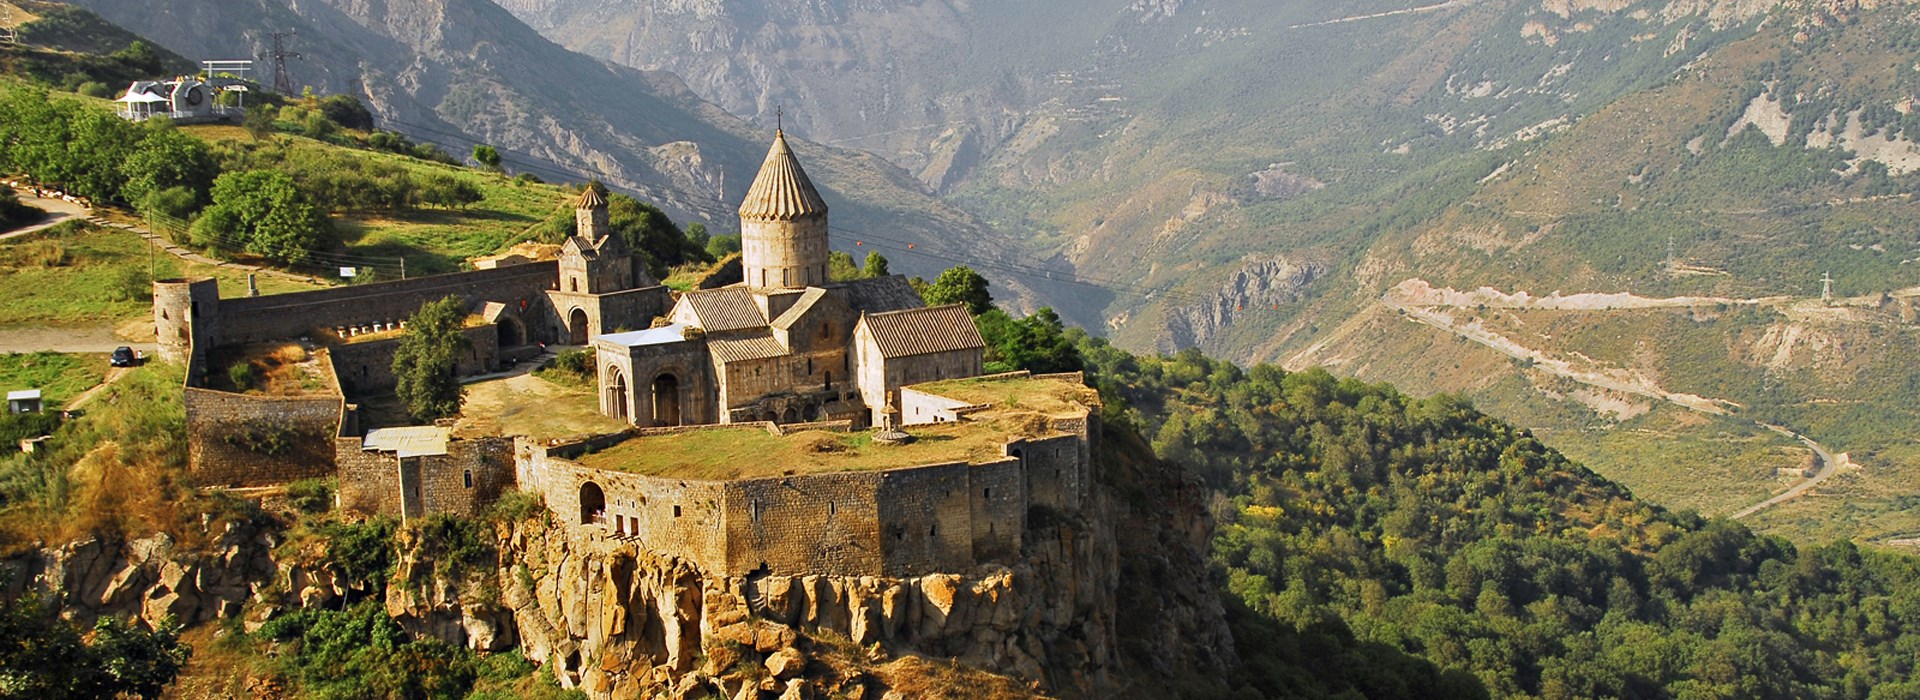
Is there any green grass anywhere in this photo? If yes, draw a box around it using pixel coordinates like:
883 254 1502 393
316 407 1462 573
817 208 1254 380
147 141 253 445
0 221 324 327
181 127 575 277
0 351 105 407
1538 407 1804 519
578 419 1028 479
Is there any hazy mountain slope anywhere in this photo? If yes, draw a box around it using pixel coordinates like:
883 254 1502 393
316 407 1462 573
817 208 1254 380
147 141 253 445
58 0 1065 303
501 0 1920 542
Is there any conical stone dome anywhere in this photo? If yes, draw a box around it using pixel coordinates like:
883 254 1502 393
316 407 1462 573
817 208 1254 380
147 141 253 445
738 131 828 221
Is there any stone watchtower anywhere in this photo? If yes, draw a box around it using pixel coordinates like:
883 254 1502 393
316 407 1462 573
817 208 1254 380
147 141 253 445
739 130 829 290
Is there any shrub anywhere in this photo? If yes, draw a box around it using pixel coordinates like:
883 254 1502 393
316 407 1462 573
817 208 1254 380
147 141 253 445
285 478 332 515
226 362 256 392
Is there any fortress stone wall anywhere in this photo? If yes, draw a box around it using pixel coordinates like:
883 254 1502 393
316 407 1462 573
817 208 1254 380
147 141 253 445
338 436 515 519
208 263 564 347
516 401 1095 579
183 387 344 488
330 326 502 396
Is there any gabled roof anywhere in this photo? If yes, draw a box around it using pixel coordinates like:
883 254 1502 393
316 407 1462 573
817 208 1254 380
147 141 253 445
709 332 789 364
858 304 985 359
832 275 924 315
738 131 828 221
771 287 849 331
675 287 767 332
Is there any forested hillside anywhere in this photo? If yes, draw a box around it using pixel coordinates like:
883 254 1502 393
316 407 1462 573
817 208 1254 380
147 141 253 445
1073 335 1920 698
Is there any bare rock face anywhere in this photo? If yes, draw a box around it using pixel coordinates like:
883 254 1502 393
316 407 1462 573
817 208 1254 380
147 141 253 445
0 521 281 628
1162 255 1329 352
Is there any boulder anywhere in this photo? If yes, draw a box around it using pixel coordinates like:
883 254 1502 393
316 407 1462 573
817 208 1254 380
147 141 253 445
764 646 805 679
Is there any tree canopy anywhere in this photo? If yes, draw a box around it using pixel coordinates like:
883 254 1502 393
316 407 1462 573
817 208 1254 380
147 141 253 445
392 296 472 421
0 596 190 700
923 265 993 314
190 170 331 264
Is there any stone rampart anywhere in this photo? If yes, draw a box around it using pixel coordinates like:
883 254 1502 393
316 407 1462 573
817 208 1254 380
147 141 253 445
518 408 1093 578
329 325 501 396
211 263 560 345
183 387 343 487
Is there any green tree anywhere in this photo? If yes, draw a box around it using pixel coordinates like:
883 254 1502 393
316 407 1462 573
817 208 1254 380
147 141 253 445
317 94 374 131
705 233 741 259
242 103 277 140
195 170 330 263
122 124 216 210
863 250 890 278
471 144 502 171
976 307 1083 374
828 250 863 282
0 595 190 699
923 265 993 314
392 295 471 421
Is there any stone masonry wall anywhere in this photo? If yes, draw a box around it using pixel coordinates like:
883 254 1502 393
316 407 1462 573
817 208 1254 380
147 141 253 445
873 463 974 577
336 437 398 516
329 326 501 397
724 473 883 576
966 458 1026 563
183 388 341 487
212 263 561 346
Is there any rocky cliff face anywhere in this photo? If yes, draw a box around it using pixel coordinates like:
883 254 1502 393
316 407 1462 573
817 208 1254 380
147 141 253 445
1 419 1232 698
1159 255 1327 353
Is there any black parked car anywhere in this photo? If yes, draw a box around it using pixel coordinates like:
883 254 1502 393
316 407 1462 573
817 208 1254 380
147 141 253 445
110 346 136 367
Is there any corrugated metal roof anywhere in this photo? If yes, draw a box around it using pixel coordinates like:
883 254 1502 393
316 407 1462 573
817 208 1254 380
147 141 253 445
362 426 451 458
737 131 828 221
709 332 789 364
599 324 690 348
677 287 767 332
6 390 41 402
833 275 924 315
859 304 985 359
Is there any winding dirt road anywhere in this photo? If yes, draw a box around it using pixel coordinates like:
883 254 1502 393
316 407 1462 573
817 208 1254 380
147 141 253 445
1380 287 1846 519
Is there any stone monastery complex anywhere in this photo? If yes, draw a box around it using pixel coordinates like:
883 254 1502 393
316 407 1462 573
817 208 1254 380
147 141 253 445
154 130 1101 578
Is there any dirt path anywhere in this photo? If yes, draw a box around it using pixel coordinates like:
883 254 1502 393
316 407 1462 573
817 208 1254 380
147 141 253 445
1287 0 1480 29
0 191 89 241
0 325 154 355
1729 425 1847 519
64 366 131 410
1380 289 1844 519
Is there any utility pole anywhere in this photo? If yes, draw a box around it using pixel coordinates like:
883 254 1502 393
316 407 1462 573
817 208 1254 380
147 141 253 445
268 31 301 95
1822 272 1834 306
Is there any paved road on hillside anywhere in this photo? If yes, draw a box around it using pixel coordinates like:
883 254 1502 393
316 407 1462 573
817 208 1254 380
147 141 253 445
1730 426 1846 520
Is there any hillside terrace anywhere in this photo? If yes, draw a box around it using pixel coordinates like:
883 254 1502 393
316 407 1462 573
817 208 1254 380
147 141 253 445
573 374 1094 480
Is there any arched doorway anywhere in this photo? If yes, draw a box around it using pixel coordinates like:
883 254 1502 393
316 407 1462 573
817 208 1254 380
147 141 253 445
580 482 605 525
568 308 589 345
496 316 525 348
780 406 798 424
606 368 629 421
652 374 681 427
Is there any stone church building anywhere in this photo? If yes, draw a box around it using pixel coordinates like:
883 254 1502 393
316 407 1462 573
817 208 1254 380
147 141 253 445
594 131 986 428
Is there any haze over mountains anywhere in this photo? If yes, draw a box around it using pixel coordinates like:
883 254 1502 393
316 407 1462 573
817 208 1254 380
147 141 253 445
58 0 1920 539
496 0 1920 541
